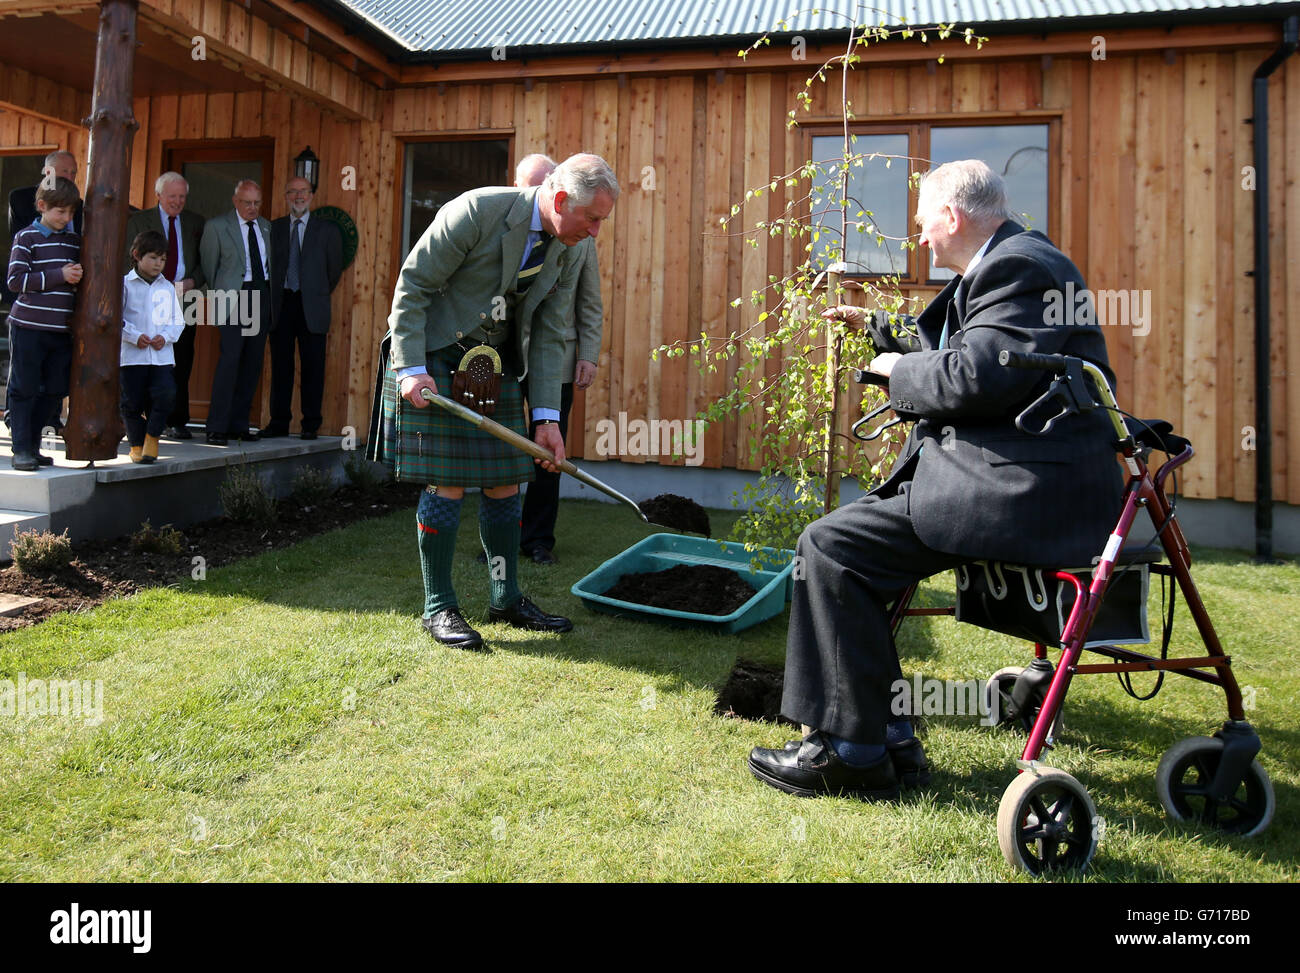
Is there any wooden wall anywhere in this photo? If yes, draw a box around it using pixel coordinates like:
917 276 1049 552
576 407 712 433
376 47 1298 503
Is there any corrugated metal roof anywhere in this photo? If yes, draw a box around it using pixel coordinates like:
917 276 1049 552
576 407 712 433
333 0 1294 53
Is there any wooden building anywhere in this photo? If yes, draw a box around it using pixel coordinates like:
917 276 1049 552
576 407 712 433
0 0 1296 516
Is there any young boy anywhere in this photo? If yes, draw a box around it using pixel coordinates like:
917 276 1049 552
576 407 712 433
120 230 184 463
5 176 82 471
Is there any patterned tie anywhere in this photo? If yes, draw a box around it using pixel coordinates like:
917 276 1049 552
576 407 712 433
516 232 550 292
286 218 302 291
247 220 265 284
164 215 178 282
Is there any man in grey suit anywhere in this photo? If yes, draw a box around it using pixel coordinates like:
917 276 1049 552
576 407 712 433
372 153 619 650
265 176 343 439
748 160 1124 801
123 171 206 438
200 179 271 445
512 154 604 565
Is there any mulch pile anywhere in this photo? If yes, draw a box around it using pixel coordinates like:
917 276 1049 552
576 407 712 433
601 563 754 616
638 494 711 536
0 480 423 633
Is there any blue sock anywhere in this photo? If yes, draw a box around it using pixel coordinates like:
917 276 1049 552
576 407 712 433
886 720 915 746
827 734 887 767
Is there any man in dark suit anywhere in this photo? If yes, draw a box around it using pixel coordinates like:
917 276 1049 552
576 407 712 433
8 151 83 240
123 172 206 438
748 159 1124 802
200 179 272 445
265 176 343 439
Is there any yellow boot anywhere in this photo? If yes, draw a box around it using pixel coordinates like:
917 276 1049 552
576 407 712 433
142 434 160 464
129 444 144 463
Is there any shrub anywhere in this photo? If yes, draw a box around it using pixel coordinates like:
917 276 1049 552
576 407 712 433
289 464 336 507
10 528 73 574
342 451 386 495
130 520 185 555
219 465 276 525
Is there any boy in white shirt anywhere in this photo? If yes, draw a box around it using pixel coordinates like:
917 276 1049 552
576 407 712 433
121 230 185 463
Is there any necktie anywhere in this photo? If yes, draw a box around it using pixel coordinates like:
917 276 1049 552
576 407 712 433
247 220 265 284
516 233 550 292
286 219 302 291
164 215 178 282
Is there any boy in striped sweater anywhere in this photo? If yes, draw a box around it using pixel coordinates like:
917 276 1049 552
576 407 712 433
5 177 82 471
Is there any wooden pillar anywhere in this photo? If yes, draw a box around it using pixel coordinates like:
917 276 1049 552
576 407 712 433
65 0 139 462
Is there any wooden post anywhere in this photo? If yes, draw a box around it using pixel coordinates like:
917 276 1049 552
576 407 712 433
65 0 139 462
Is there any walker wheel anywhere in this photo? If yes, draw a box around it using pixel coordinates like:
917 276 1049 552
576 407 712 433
1155 736 1275 837
997 767 1098 875
985 666 1064 738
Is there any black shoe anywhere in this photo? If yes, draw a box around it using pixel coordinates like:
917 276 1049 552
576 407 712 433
888 736 931 788
488 595 573 633
206 433 229 446
232 429 260 442
526 547 558 565
34 452 54 466
748 730 900 801
164 426 193 440
421 608 485 651
780 734 931 789
12 453 39 472
299 431 318 441
259 426 289 439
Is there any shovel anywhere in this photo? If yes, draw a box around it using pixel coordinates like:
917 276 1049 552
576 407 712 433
420 387 649 524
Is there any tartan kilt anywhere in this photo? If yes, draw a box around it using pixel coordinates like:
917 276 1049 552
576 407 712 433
368 339 535 487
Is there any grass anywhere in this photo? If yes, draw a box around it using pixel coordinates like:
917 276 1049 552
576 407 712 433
0 496 1296 882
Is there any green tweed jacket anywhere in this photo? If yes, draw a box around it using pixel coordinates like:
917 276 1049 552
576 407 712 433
387 185 582 413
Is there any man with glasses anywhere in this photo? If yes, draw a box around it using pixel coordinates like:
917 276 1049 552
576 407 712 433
199 179 272 445
265 176 343 440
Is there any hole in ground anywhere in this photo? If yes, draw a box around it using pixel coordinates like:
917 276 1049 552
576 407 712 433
714 658 796 726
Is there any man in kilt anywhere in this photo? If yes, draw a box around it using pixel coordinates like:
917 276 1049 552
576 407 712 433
371 154 619 649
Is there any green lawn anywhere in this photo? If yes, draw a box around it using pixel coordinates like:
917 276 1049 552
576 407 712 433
1 497 1296 882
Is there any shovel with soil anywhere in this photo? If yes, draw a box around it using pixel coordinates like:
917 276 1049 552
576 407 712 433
420 388 710 535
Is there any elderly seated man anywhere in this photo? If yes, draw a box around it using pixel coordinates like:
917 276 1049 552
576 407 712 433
748 159 1124 801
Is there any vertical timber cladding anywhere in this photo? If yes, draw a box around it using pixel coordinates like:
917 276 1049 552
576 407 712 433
372 34 1292 501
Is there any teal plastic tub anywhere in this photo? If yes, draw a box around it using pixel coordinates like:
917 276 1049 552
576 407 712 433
570 533 796 634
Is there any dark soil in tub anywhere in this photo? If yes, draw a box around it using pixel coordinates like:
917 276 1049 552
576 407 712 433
601 563 753 615
638 494 711 536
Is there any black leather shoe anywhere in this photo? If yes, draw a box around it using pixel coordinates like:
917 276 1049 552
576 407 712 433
488 595 573 633
232 429 261 442
888 736 931 788
12 453 39 472
779 734 931 789
206 433 229 446
299 431 318 440
164 425 193 440
749 730 900 801
422 608 485 650
34 452 54 466
527 547 558 565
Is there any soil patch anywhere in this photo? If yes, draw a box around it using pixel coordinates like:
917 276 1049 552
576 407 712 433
0 480 423 632
602 563 753 616
714 659 795 726
638 494 711 536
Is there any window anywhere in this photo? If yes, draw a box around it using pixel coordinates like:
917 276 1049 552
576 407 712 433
810 122 1051 283
402 139 510 258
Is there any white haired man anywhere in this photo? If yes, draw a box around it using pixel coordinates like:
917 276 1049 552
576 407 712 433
199 179 272 445
513 153 603 565
371 153 618 650
748 160 1123 800
124 172 206 438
